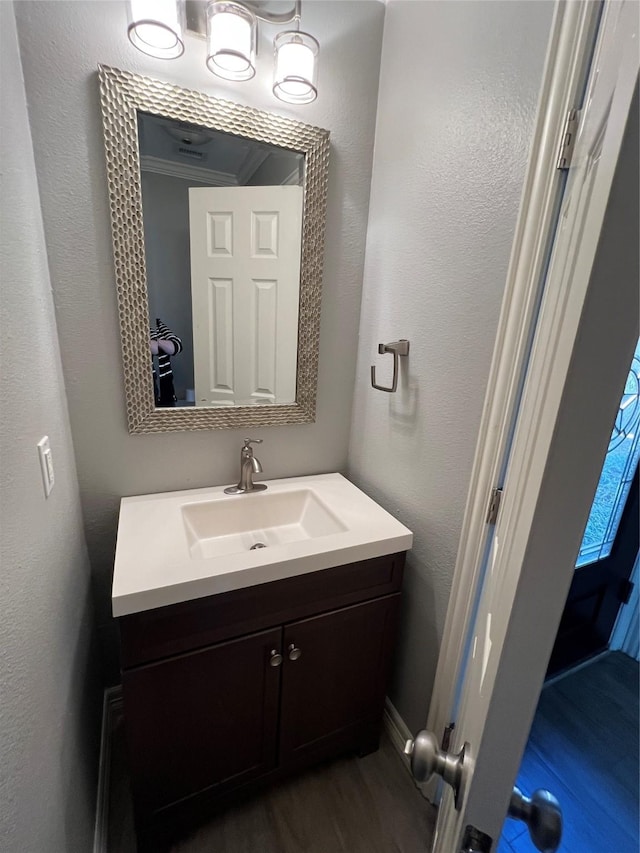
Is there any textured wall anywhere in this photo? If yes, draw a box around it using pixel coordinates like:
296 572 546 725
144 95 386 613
14 0 385 679
348 0 554 733
0 5 100 850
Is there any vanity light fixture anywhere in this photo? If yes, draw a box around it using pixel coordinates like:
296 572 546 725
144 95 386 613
207 0 318 104
273 28 318 104
127 0 185 59
206 1 257 81
127 0 319 105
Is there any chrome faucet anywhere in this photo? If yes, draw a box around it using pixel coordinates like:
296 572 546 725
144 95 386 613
224 438 267 495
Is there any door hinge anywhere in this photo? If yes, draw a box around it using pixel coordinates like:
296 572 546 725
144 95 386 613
442 722 455 752
486 487 503 525
460 824 493 853
556 108 580 170
618 579 635 605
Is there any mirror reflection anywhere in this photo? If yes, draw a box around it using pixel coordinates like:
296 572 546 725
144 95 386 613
138 111 305 409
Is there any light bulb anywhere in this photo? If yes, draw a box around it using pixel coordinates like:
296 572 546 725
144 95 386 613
127 0 184 59
273 31 318 105
207 2 256 81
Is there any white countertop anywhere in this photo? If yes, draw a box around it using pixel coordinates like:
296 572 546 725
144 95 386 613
112 473 413 617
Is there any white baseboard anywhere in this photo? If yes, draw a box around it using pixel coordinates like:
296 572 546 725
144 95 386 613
382 697 436 801
542 650 610 689
93 686 123 853
382 696 412 757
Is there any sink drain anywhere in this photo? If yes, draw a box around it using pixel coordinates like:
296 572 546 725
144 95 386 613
250 542 267 550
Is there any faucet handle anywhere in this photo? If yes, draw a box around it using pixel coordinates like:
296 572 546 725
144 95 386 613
243 437 263 448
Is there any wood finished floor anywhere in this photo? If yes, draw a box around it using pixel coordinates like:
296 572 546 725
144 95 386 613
107 719 436 853
499 652 639 853
108 653 638 853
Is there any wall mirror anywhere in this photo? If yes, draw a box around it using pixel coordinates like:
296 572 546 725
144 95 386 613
98 65 329 433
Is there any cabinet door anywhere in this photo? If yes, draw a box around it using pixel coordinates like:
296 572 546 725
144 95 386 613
279 594 400 768
122 627 282 815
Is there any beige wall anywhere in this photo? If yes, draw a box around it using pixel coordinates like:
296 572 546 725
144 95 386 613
0 5 100 848
15 0 386 680
348 0 554 733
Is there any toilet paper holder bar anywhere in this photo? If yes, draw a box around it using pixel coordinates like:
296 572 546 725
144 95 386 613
370 339 410 393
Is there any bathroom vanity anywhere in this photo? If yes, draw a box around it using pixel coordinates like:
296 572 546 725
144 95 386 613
113 474 412 846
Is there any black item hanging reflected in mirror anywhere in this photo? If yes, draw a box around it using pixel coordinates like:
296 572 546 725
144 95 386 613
150 318 183 407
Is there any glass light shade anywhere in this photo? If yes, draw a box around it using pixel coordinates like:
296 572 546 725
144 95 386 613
127 0 184 59
206 2 257 81
273 31 319 105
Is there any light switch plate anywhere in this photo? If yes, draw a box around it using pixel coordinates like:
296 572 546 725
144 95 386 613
37 436 55 497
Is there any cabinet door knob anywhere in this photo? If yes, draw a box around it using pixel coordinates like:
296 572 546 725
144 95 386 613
288 643 302 661
269 649 283 667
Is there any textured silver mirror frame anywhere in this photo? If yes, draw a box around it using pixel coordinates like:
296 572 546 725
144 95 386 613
98 64 329 433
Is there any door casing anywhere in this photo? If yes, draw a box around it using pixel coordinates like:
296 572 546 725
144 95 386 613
427 0 639 848
426 0 603 766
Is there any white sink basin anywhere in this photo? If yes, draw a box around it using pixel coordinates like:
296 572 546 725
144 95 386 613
182 489 347 559
112 473 412 617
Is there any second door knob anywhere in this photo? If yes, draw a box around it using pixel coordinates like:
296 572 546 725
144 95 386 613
288 643 302 661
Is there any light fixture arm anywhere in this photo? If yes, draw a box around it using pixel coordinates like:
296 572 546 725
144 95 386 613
251 0 300 25
210 0 301 25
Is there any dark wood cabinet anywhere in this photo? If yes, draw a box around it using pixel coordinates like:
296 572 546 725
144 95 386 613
279 597 399 768
118 552 405 843
122 627 282 814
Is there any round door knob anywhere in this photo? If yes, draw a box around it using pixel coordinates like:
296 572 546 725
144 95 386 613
404 730 441 781
404 729 467 808
508 786 562 853
288 643 302 661
269 649 283 668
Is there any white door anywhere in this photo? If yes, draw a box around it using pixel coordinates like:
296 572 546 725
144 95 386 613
406 3 639 851
189 185 303 407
